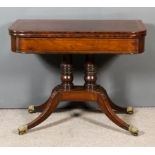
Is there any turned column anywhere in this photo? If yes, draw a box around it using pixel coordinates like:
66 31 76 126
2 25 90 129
60 55 73 90
84 55 97 90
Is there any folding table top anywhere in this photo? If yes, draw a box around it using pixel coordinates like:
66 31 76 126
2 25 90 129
9 20 146 54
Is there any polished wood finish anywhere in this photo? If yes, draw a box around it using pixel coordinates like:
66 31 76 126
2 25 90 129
9 20 146 135
9 20 146 36
84 55 97 89
11 38 143 54
28 85 129 130
61 55 73 90
9 20 146 54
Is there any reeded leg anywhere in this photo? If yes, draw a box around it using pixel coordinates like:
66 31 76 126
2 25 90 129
18 90 60 135
110 102 134 114
28 85 62 114
28 98 49 113
19 55 73 135
97 86 134 114
97 93 138 136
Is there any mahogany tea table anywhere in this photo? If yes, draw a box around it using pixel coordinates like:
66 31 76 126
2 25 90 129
9 20 146 136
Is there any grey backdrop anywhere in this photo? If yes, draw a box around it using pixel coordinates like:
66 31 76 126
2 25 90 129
0 7 155 108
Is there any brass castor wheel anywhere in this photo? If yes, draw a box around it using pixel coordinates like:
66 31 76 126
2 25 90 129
127 106 134 114
28 105 35 113
18 125 28 135
128 125 139 136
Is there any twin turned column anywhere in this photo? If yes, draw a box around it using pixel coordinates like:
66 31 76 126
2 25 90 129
60 55 97 90
61 55 73 90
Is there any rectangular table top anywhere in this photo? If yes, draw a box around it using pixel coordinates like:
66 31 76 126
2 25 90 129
9 19 146 38
9 20 146 54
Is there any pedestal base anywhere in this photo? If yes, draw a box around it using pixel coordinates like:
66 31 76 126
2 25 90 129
18 85 137 136
18 55 138 136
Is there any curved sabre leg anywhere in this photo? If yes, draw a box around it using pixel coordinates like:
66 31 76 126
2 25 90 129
97 93 138 136
110 100 133 114
18 92 60 135
98 86 134 114
28 86 61 113
28 98 49 113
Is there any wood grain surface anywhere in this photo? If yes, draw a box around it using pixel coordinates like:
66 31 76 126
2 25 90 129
9 20 146 54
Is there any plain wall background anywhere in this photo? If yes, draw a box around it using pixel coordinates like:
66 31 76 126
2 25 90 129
0 7 155 108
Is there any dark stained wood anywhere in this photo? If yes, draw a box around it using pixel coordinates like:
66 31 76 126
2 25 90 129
9 20 146 54
11 38 143 54
9 20 146 37
17 55 138 135
61 55 73 90
27 90 60 129
26 85 130 131
84 55 97 89
9 20 146 135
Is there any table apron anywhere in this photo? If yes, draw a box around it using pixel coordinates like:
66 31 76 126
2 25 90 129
11 37 144 54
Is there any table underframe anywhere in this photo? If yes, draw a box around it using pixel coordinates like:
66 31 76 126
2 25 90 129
18 55 138 136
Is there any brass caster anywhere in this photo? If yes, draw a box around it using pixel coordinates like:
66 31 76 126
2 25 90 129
128 125 139 136
28 105 35 113
127 106 134 114
18 125 28 135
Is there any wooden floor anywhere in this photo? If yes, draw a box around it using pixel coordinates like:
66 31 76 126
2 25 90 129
0 107 155 146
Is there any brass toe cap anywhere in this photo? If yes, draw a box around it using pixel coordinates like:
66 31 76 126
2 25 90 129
18 125 28 135
128 125 139 136
127 106 134 114
28 105 35 113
